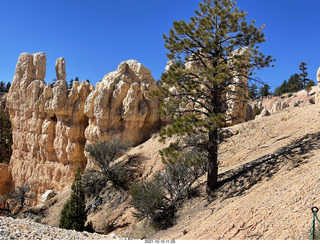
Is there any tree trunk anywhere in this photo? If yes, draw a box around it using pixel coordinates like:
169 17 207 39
206 127 219 195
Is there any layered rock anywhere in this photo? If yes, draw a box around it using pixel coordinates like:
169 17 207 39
4 53 161 200
246 101 263 121
6 53 94 198
270 100 289 113
84 60 160 146
225 47 250 125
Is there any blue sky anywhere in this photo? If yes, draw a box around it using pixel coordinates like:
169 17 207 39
0 0 319 92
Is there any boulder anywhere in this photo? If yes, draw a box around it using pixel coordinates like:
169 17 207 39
246 101 263 121
39 190 55 205
255 107 270 119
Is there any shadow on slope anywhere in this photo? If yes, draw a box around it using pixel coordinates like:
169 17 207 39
213 131 320 201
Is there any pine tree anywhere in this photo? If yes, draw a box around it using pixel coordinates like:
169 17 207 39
287 73 302 92
153 0 274 195
0 81 4 92
68 79 74 89
248 84 258 99
299 62 309 89
259 84 270 97
5 82 11 93
59 167 87 231
305 80 315 96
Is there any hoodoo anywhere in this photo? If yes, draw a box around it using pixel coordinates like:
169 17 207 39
5 53 161 200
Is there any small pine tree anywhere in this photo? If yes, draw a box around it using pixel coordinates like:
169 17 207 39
59 167 87 231
68 79 74 89
75 77 79 81
248 84 258 99
5 82 11 93
299 62 309 89
259 84 270 97
0 81 4 92
305 80 315 96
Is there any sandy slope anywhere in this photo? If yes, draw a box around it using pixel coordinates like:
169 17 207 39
40 90 320 240
152 102 320 240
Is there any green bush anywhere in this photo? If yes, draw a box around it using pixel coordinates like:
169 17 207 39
85 221 95 233
84 138 131 189
5 184 35 216
82 169 107 198
130 180 166 219
130 152 206 229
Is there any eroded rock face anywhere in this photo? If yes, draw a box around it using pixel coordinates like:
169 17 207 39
84 60 160 146
0 164 12 196
5 53 161 200
6 53 94 198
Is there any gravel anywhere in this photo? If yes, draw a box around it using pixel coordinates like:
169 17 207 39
0 216 129 240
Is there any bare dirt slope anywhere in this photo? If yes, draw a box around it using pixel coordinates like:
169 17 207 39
152 102 320 240
41 93 320 240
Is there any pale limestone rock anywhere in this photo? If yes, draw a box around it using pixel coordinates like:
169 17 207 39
270 100 289 113
225 47 250 125
290 100 300 107
4 54 161 201
165 60 174 72
55 57 66 81
84 60 160 146
246 101 263 121
255 107 270 119
271 101 280 113
39 190 55 205
6 53 93 200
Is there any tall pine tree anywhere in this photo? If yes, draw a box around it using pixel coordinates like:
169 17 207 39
299 62 309 89
59 167 87 231
153 0 274 195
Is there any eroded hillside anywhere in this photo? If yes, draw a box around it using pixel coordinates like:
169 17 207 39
35 96 320 240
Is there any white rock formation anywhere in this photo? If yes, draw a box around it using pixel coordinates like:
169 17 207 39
4 53 161 200
84 60 160 146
